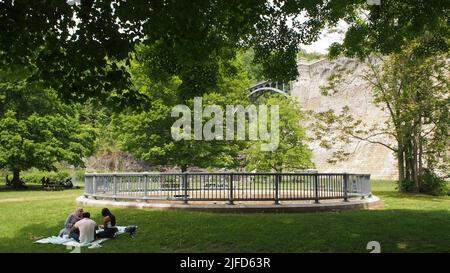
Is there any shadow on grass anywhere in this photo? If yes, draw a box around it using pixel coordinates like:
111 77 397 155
0 185 82 193
1 207 449 253
0 185 44 192
375 190 450 201
0 223 70 253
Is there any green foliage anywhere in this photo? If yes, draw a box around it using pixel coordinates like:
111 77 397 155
397 171 448 196
1 1 447 106
0 1 329 104
371 49 449 189
297 49 325 61
244 96 313 172
0 111 95 171
114 46 314 172
327 0 450 58
237 50 265 84
253 45 299 83
328 42 344 59
73 170 86 184
0 67 97 181
396 179 417 193
420 170 448 196
19 171 70 185
111 47 252 171
74 103 119 155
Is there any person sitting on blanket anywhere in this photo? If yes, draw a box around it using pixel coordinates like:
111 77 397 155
70 212 97 243
59 207 83 238
96 208 118 239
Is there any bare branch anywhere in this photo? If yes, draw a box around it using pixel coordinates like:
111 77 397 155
349 133 396 152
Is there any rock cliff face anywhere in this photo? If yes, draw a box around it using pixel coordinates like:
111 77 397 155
292 58 398 179
85 151 149 172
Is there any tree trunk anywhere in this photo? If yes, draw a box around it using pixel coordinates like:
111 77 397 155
402 131 420 192
397 148 405 191
417 119 424 191
11 169 25 188
412 131 419 192
404 138 412 183
180 165 188 173
396 131 406 191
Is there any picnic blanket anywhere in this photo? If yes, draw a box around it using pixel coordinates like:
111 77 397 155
34 226 129 249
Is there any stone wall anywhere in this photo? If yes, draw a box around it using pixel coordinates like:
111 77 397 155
291 57 398 179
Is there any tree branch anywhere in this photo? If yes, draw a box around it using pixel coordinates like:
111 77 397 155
349 133 396 152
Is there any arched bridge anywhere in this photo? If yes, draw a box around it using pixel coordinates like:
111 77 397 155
248 81 292 100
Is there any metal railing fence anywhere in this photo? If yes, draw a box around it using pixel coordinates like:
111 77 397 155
84 172 371 204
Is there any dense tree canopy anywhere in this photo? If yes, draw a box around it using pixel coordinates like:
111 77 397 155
328 0 450 58
0 1 447 188
111 47 253 172
0 0 358 105
0 66 96 187
0 0 320 105
1 1 446 107
244 95 313 172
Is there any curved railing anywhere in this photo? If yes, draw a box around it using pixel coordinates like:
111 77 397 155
84 172 371 204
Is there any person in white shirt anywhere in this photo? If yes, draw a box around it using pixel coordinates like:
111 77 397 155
70 212 97 243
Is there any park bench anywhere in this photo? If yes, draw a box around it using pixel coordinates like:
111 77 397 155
160 180 180 189
202 182 229 189
41 177 63 191
41 177 73 191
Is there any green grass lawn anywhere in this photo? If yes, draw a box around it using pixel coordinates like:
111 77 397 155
0 180 448 253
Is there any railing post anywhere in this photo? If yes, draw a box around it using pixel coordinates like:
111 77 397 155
93 175 97 196
113 174 117 200
183 173 188 204
144 174 148 201
343 173 349 202
274 173 280 205
314 173 319 203
84 174 89 198
229 173 234 205
363 174 372 199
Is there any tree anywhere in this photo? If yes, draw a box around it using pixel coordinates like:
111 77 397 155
244 95 313 172
312 46 449 194
111 48 253 172
0 0 327 105
327 0 449 58
0 67 96 188
1 1 447 106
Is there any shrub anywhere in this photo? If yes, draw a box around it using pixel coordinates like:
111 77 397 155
397 179 417 192
420 170 448 196
73 170 85 184
21 171 70 184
